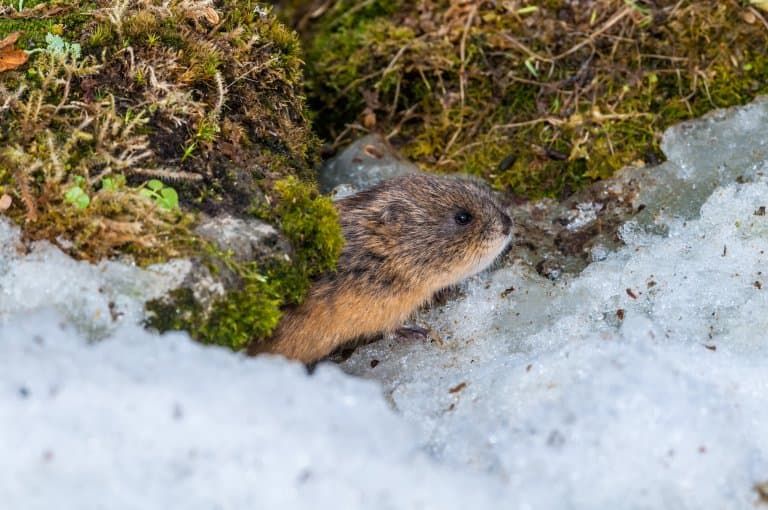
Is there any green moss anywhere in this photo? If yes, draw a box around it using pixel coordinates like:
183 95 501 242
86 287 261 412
147 177 343 350
293 0 768 198
147 249 285 350
261 176 344 298
2 1 343 349
145 287 203 332
210 175 343 348
0 2 94 48
0 0 318 248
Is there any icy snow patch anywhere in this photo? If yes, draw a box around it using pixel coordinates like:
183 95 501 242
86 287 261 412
345 181 768 508
0 310 508 509
564 201 602 231
0 220 190 340
342 98 768 508
2 97 768 509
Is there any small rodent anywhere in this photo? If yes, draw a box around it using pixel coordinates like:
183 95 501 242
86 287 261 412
248 173 513 363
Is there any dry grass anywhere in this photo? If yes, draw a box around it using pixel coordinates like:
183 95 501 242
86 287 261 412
287 0 768 197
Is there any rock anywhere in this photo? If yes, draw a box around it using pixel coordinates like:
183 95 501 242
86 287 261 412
318 133 420 193
194 214 290 264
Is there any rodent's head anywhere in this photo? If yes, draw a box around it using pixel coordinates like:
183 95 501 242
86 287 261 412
337 173 512 289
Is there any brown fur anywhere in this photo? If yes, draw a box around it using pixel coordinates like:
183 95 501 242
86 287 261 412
248 173 512 363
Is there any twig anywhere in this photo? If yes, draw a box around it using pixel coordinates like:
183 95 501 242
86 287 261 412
212 71 225 119
377 41 413 87
749 6 768 32
491 117 565 131
438 4 477 165
14 159 41 222
502 5 635 64
127 167 204 182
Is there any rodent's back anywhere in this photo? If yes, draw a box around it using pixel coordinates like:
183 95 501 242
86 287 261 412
250 173 512 363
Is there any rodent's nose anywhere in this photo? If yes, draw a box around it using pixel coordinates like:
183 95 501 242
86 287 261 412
500 211 512 236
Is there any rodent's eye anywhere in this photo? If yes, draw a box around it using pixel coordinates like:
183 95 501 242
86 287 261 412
454 210 473 226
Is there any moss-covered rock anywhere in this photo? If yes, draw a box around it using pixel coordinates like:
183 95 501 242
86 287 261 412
284 0 768 198
147 175 343 349
0 0 343 348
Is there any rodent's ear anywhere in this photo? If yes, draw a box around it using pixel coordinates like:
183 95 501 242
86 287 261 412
379 203 406 224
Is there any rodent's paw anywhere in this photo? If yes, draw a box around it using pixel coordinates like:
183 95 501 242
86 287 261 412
395 325 430 341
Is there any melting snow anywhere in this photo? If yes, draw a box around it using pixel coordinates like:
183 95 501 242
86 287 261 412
3 98 768 509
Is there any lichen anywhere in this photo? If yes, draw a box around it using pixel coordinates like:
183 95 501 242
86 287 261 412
287 0 768 198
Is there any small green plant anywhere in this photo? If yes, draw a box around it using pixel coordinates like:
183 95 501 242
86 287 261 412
195 118 219 144
146 33 159 47
180 143 196 162
64 176 90 209
139 179 179 210
180 118 220 162
101 175 126 191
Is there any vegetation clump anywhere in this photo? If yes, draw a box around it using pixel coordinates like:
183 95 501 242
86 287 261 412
147 175 343 349
284 0 768 198
0 0 343 348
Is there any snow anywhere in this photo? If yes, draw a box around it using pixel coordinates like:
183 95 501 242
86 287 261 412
1 311 508 509
3 98 768 509
0 220 189 340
